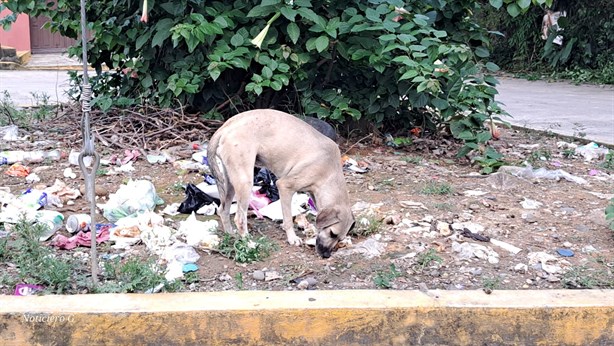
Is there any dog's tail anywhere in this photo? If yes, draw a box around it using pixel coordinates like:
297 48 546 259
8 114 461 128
207 132 229 198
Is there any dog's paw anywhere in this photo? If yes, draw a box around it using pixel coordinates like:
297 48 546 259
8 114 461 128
287 235 303 246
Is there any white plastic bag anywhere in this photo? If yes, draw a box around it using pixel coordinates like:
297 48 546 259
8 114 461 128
101 180 164 222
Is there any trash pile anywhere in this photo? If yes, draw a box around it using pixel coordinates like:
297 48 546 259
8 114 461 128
1 126 373 294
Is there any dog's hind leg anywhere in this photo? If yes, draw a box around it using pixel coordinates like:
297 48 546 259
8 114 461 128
224 157 254 237
212 156 236 234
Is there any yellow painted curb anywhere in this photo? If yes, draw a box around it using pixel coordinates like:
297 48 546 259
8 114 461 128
0 290 612 345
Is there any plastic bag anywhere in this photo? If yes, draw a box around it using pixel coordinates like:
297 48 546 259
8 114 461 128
254 168 279 202
178 183 219 214
102 180 164 222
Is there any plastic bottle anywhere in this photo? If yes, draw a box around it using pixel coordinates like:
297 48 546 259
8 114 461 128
36 210 65 241
0 150 63 165
18 189 48 210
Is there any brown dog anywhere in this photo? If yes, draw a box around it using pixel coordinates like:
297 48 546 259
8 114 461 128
207 109 354 258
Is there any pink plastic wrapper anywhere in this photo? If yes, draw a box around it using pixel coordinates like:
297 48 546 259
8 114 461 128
14 283 44 296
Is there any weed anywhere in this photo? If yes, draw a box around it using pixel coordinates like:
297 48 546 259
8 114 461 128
350 216 382 237
562 265 614 289
527 149 552 164
482 276 501 291
601 150 614 172
402 156 423 164
606 197 614 233
216 233 278 263
98 257 168 293
234 272 244 290
0 91 55 127
571 122 587 138
379 178 395 187
420 181 454 195
96 169 109 176
28 92 54 121
172 182 185 192
184 271 200 284
415 248 443 270
562 148 576 158
373 264 402 289
7 218 74 293
432 202 454 211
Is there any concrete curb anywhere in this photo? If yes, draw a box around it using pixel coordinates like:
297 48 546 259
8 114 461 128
1 290 612 345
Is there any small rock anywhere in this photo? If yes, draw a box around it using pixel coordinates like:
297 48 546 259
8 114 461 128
521 198 543 210
383 214 402 225
574 224 590 232
218 273 232 282
468 204 480 211
581 245 597 254
436 221 452 236
562 241 573 248
417 282 429 292
514 263 528 273
296 277 318 290
253 270 265 281
546 275 560 283
521 212 538 223
79 185 109 197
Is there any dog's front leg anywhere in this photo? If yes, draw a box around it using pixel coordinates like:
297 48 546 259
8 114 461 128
276 179 302 246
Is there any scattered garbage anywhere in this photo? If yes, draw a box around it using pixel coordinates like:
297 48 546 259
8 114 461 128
452 241 500 264
18 189 48 210
489 239 522 255
575 142 609 162
258 193 311 220
5 163 30 177
254 168 279 201
182 263 198 273
25 172 40 183
68 149 93 167
51 229 110 250
146 154 167 164
252 269 282 282
399 200 428 210
101 180 164 222
556 248 574 257
178 183 219 214
336 237 386 259
178 212 219 249
460 228 490 242
36 210 64 241
162 242 201 281
527 251 567 275
498 165 587 184
0 150 63 165
66 214 91 234
520 198 543 210
342 155 369 173
0 125 19 141
14 283 44 296
45 180 81 205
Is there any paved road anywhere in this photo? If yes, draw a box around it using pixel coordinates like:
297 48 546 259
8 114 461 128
0 70 72 106
1 70 612 145
496 76 614 145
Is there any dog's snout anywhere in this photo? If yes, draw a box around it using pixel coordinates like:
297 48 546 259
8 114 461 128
316 237 332 258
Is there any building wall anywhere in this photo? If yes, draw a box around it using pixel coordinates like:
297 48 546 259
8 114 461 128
0 9 31 51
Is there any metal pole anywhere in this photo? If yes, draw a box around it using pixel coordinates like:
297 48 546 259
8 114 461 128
79 0 101 287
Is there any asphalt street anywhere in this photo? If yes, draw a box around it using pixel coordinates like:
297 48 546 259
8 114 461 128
0 69 612 145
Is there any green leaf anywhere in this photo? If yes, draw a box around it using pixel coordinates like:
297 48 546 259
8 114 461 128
136 31 152 50
247 5 277 18
399 70 418 81
261 0 281 6
506 3 521 17
475 46 490 58
287 22 300 44
152 19 175 48
476 131 492 143
315 36 329 53
262 66 273 79
280 7 297 21
230 33 244 47
431 98 448 110
271 80 283 91
488 0 503 9
517 0 531 10
485 62 500 72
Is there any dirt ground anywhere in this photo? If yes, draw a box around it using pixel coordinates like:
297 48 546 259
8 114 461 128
1 118 613 294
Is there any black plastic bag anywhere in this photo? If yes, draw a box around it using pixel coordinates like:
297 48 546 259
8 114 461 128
254 168 279 202
178 183 220 214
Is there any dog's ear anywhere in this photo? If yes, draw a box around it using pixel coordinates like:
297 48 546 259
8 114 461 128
316 208 340 229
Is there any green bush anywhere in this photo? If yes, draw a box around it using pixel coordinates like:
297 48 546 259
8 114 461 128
1 0 546 155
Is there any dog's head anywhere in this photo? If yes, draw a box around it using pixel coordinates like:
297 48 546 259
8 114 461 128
315 207 355 258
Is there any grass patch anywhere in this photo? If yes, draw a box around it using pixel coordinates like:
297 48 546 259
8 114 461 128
482 276 501 291
350 216 382 237
402 156 423 164
420 181 454 195
415 248 443 270
97 257 175 293
562 265 614 289
216 233 278 263
373 263 402 289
